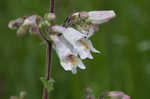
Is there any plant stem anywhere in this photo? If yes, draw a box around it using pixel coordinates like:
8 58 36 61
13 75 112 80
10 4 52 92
43 0 55 99
43 42 52 99
50 0 55 13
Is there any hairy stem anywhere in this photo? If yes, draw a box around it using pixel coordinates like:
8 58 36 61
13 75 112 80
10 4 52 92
42 0 55 99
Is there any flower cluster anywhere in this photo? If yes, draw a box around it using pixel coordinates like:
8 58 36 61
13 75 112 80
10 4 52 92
8 10 116 74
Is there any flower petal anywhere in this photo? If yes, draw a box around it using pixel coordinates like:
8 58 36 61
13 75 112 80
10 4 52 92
88 10 116 24
87 40 100 53
76 39 93 59
50 35 86 73
52 25 66 33
123 95 130 99
71 66 77 74
76 58 86 69
62 28 86 44
60 59 73 71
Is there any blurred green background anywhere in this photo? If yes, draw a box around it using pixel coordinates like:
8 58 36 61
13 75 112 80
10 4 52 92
0 0 150 99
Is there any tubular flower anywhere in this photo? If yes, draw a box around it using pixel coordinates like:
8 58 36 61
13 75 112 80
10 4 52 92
50 35 85 74
88 10 116 24
109 91 130 99
62 28 99 59
122 95 130 99
71 10 116 25
70 10 115 38
99 91 130 99
8 9 116 74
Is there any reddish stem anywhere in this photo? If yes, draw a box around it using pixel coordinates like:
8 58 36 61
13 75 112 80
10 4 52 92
42 0 55 99
50 0 55 13
43 43 52 99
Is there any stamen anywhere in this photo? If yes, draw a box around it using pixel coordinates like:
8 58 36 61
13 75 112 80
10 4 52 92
68 55 75 65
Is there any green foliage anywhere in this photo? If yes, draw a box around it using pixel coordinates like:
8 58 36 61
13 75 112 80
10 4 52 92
40 77 55 93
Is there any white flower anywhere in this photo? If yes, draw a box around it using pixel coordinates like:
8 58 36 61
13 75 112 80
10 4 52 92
62 28 100 59
72 10 116 24
75 39 100 59
51 25 66 33
100 91 130 99
50 35 85 74
62 27 86 42
71 11 115 38
88 10 116 24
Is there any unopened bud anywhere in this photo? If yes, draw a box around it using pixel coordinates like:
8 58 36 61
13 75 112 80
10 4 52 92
71 12 79 20
8 17 24 29
44 13 56 21
80 11 88 18
88 10 116 24
17 25 28 36
90 24 99 31
122 95 130 99
85 88 92 93
10 96 17 99
19 91 26 99
48 13 56 20
23 15 43 27
84 88 95 99
23 14 29 19
85 94 95 99
29 26 39 35
99 91 130 99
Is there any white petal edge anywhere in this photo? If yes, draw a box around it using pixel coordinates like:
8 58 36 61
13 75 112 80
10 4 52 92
62 28 86 44
88 40 100 53
88 10 116 24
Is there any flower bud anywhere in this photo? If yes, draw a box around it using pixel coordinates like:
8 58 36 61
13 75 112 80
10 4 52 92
8 17 24 29
71 12 80 23
23 15 43 27
80 11 88 19
17 25 28 36
10 96 17 99
72 12 79 19
44 13 56 21
122 95 130 99
88 10 116 24
85 88 92 93
29 26 39 35
16 15 43 35
99 91 130 99
19 91 26 99
84 88 95 99
90 24 99 31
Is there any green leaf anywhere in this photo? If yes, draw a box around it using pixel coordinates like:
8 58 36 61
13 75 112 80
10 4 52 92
40 77 55 93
